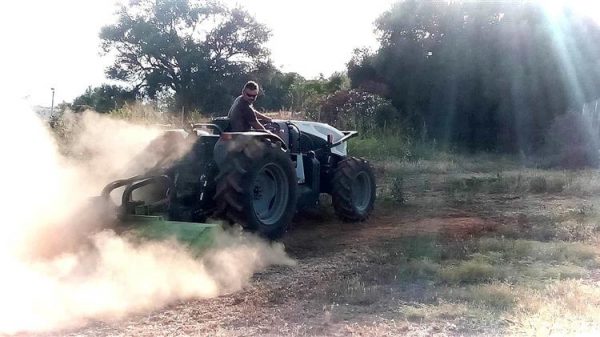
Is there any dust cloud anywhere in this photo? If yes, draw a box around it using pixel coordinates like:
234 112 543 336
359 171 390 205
0 102 295 335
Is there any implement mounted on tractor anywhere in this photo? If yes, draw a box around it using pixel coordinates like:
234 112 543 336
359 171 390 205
97 117 376 249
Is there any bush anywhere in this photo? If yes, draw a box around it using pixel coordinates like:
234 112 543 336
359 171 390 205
543 111 600 169
529 176 548 194
318 89 401 134
390 175 406 204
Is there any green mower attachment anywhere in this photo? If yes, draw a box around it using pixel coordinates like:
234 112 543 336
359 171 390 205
99 175 221 254
120 215 217 255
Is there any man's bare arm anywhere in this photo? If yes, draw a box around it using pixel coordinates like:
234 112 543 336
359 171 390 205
251 119 267 131
251 118 278 137
253 110 272 122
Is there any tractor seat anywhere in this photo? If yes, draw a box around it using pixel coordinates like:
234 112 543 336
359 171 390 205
211 117 232 133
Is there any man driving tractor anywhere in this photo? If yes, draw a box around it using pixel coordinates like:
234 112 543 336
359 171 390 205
227 81 273 132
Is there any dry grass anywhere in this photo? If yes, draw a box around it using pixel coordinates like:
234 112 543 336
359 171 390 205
445 283 516 310
265 110 309 120
401 302 471 322
377 166 600 206
326 276 383 305
507 280 600 336
318 171 600 334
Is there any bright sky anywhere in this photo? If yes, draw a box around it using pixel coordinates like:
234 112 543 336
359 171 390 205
0 0 393 107
2 0 598 108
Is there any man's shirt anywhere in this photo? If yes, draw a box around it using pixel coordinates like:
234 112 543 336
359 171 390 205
227 95 259 132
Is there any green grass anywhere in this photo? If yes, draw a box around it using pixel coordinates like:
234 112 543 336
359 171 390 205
476 238 599 266
446 283 516 310
521 264 589 280
396 258 441 281
348 135 413 160
375 164 600 208
438 259 506 284
397 235 443 260
444 175 520 195
436 170 600 200
371 235 599 283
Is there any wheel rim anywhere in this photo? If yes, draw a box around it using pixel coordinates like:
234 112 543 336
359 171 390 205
252 163 289 225
351 171 372 213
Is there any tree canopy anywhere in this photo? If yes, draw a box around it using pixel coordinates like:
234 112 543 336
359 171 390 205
72 84 135 113
88 0 600 154
100 0 271 113
349 1 600 152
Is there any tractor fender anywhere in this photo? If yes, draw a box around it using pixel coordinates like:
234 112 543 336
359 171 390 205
213 132 287 169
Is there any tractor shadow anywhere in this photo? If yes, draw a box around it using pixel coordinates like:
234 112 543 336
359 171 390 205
283 197 498 262
284 204 366 260
283 200 413 260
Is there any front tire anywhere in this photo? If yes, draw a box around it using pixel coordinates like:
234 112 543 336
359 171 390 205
214 139 297 239
331 157 376 221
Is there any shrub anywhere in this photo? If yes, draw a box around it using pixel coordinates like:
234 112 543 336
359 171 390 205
543 111 600 169
529 176 548 193
390 175 406 204
318 89 401 134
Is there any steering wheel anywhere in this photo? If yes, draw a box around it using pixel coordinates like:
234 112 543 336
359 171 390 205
264 121 281 133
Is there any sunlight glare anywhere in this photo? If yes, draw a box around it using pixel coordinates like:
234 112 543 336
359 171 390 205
541 0 600 23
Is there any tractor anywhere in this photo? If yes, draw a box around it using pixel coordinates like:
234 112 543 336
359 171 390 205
98 117 376 246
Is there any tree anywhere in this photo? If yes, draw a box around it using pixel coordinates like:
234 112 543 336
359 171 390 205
249 69 351 114
247 63 305 112
100 0 271 114
348 1 600 152
72 84 136 113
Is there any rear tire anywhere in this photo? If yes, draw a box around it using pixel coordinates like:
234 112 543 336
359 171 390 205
214 139 297 239
331 157 376 221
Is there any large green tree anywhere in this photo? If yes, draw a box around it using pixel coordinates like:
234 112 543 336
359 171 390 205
100 0 271 113
249 68 350 113
72 84 135 113
349 1 600 152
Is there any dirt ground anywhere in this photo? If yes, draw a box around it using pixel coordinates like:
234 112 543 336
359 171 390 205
36 173 600 337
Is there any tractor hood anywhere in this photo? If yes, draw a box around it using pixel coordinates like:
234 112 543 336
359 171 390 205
284 120 348 156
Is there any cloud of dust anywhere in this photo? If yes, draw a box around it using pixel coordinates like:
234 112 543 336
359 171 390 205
0 102 295 335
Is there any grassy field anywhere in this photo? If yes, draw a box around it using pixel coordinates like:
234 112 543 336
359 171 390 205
347 137 600 336
45 111 600 336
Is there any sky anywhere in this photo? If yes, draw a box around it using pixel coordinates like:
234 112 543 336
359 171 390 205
3 0 598 108
0 0 394 107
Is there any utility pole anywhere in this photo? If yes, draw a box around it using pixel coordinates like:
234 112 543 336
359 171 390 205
50 87 55 116
181 105 185 126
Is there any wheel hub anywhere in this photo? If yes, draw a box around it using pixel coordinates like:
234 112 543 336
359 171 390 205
252 163 289 225
253 185 263 199
351 171 372 212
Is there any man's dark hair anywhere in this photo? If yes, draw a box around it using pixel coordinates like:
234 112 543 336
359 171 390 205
244 81 259 91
